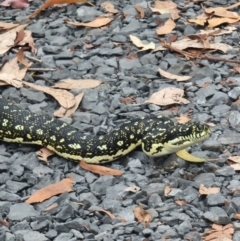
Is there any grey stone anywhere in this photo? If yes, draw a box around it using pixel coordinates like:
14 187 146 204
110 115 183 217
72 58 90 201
92 102 109 114
211 104 231 117
176 220 192 236
175 186 198 203
6 180 29 193
81 89 99 110
105 57 118 68
90 175 116 196
49 36 69 46
121 19 141 33
233 231 240 241
45 229 57 239
53 232 73 241
96 65 115 75
227 180 240 190
119 58 142 70
229 111 240 132
209 92 230 105
77 6 102 22
14 230 48 241
33 165 53 177
84 172 97 184
0 191 20 201
20 88 46 103
228 86 240 99
8 203 39 221
206 194 226 206
215 166 235 176
79 192 99 206
148 193 162 208
121 87 138 96
202 139 222 152
231 197 240 212
203 207 230 224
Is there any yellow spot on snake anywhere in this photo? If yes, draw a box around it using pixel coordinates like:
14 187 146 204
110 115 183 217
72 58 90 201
6 131 11 135
3 106 9 109
98 145 107 150
68 143 81 149
27 134 32 139
130 134 134 139
60 138 65 142
117 141 123 146
15 125 24 130
2 119 8 126
50 135 56 141
37 129 43 135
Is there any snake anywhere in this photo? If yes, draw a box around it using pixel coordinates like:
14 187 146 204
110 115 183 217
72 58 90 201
0 96 211 164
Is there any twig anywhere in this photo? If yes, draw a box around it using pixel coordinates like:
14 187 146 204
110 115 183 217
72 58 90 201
11 49 42 63
28 68 56 72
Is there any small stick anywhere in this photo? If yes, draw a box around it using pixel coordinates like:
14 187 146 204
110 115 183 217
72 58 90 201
28 68 56 71
11 49 42 63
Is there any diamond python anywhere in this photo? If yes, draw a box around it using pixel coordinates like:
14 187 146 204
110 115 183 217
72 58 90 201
0 96 211 164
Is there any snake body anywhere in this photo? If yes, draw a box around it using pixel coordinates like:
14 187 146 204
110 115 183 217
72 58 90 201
0 96 211 163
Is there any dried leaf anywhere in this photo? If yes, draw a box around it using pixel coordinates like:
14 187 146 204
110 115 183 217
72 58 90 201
129 35 155 52
170 38 232 53
101 1 118 14
228 156 240 164
17 30 37 54
0 0 29 8
65 17 113 28
0 22 19 31
124 186 141 193
26 176 74 204
176 113 192 124
158 68 191 81
235 213 240 220
164 186 172 196
0 24 27 55
16 49 31 68
204 7 239 19
14 29 25 45
144 87 189 106
120 96 135 105
188 18 207 26
175 200 187 206
199 184 220 196
230 163 240 171
199 26 236 36
135 4 145 18
54 92 84 117
23 81 76 109
53 79 101 89
0 219 9 227
133 205 152 228
28 0 93 19
91 208 116 219
208 17 240 28
156 18 176 35
80 160 123 176
36 148 54 165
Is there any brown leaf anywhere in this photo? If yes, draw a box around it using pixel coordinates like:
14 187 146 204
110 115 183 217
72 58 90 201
26 176 74 204
124 186 141 193
53 79 101 89
175 200 187 206
230 163 240 171
208 17 240 28
14 29 25 45
101 1 118 14
228 156 240 164
164 186 172 196
28 0 93 19
133 205 152 228
144 87 189 106
16 48 31 68
188 18 207 26
204 7 239 19
0 219 9 227
158 68 191 81
91 208 116 219
80 159 123 176
0 24 27 55
129 35 155 51
65 17 113 28
156 18 176 35
135 4 145 18
17 30 37 54
23 81 76 109
120 96 135 105
199 184 220 196
176 113 192 124
36 147 55 165
54 92 84 117
0 21 19 32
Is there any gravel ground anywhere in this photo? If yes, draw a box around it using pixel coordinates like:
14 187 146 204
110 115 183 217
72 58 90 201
1 0 240 240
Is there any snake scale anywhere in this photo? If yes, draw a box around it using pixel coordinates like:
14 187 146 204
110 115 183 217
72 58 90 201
0 96 211 163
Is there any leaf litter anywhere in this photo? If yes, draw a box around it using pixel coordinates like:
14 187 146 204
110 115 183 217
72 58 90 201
133 205 152 228
129 35 155 52
65 17 113 28
158 68 192 81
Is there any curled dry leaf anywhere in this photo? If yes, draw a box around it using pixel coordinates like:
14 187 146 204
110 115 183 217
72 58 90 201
156 18 176 35
199 184 220 196
17 49 32 68
228 156 240 164
175 200 187 206
23 81 76 109
120 96 135 105
53 79 101 89
0 57 30 88
158 68 191 81
204 7 239 19
36 147 55 165
28 0 93 19
144 87 189 106
129 35 155 52
0 24 27 55
135 4 145 18
26 176 74 204
164 186 172 196
90 208 116 219
230 163 240 171
124 186 141 193
0 21 19 32
176 113 192 124
133 205 152 228
54 92 84 118
17 30 37 54
101 1 118 14
199 26 236 36
65 17 113 28
207 17 240 28
80 160 123 176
